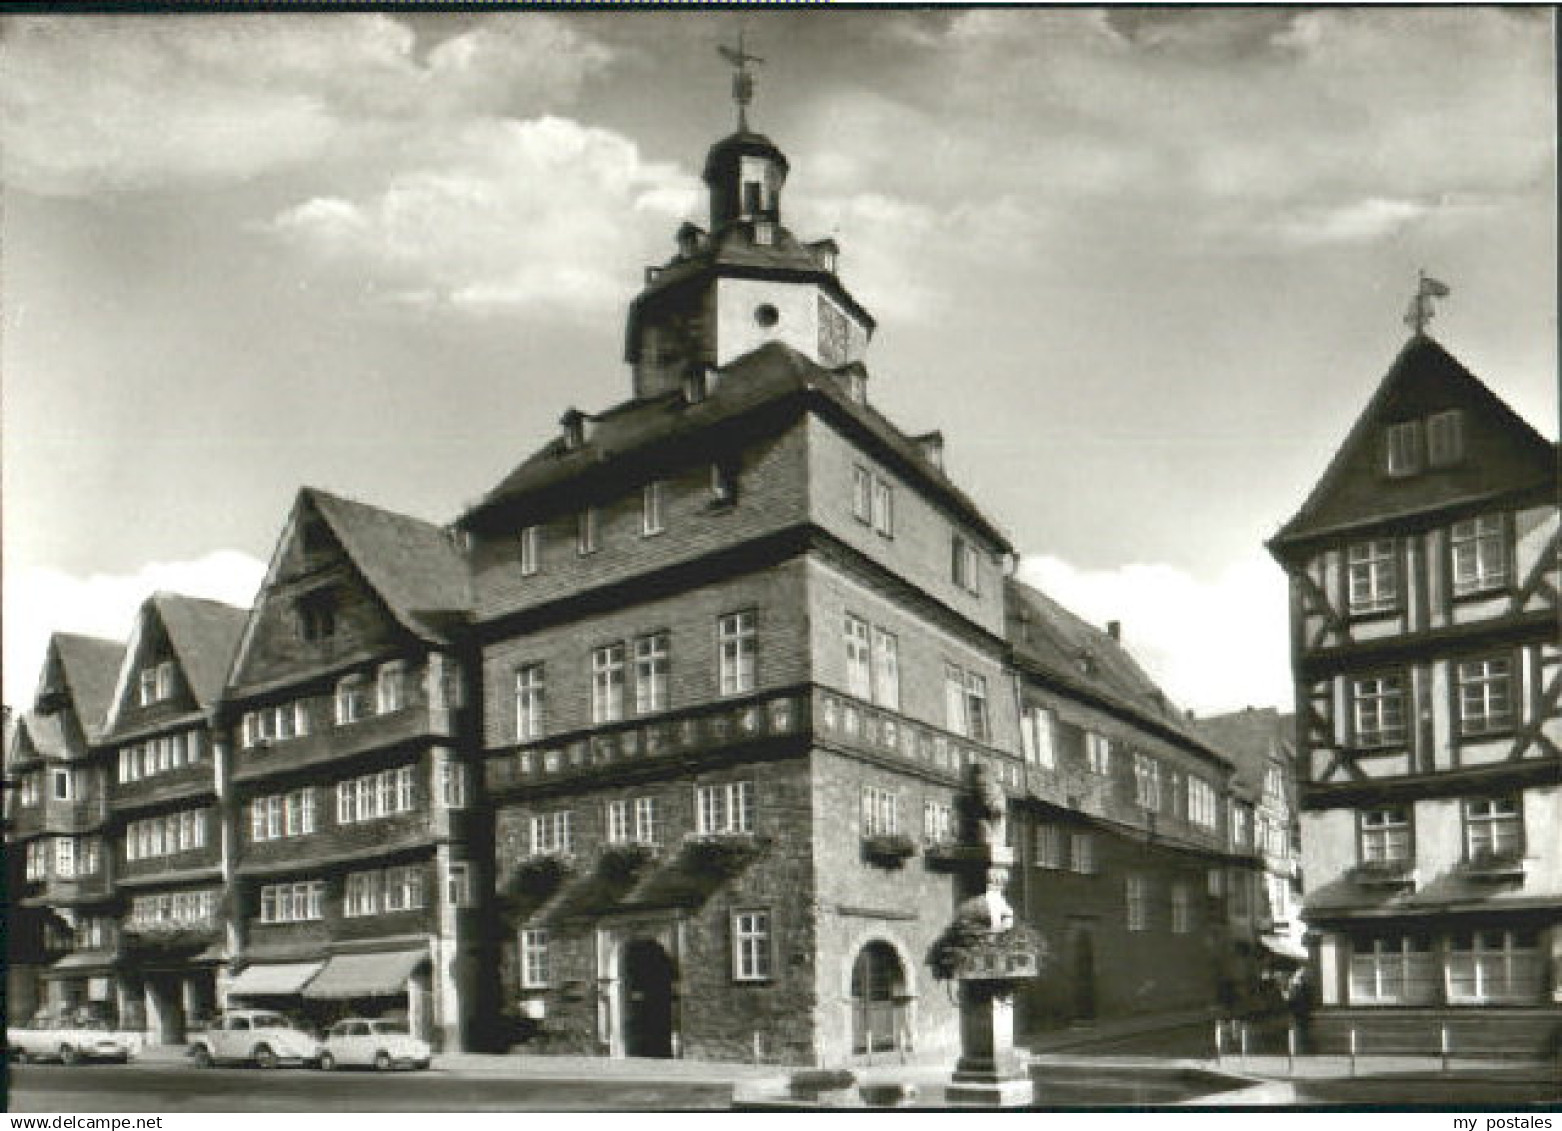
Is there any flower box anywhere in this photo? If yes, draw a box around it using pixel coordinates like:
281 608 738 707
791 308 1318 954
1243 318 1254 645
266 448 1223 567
861 833 917 867
513 851 574 897
682 833 762 876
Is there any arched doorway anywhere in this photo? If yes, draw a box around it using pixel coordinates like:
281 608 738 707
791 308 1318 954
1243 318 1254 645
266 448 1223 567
1071 924 1097 1021
850 941 907 1055
620 940 675 1058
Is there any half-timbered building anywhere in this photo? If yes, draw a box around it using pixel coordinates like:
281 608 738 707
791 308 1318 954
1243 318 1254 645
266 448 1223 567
101 593 248 1045
216 487 480 1049
1269 330 1561 1053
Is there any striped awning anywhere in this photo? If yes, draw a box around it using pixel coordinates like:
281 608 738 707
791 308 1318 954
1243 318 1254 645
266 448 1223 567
227 961 323 997
302 950 426 1001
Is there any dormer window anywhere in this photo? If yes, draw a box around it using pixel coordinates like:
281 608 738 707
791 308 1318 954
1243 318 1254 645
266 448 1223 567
711 458 739 506
1385 420 1422 477
682 368 708 405
560 409 587 452
753 221 774 246
138 661 177 706
138 668 158 707
847 371 868 405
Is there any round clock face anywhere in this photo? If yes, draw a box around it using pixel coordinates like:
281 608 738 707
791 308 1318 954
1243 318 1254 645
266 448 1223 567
754 303 780 328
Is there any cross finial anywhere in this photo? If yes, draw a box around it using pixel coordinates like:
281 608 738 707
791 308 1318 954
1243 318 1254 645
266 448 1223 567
1404 269 1451 336
717 31 764 131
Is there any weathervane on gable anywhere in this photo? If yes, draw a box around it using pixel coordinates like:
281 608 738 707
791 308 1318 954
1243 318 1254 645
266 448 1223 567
1404 269 1451 336
718 31 764 131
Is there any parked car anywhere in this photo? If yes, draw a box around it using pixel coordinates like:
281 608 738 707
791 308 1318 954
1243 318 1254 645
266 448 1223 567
7 1017 142 1065
318 1018 432 1071
188 1009 321 1068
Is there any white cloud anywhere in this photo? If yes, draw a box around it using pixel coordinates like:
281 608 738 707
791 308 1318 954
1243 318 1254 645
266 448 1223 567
0 14 613 196
2 550 265 708
269 116 698 318
1015 551 1292 717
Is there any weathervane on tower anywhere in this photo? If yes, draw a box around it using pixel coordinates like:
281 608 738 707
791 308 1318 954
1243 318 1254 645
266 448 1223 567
717 31 764 131
1404 269 1451 336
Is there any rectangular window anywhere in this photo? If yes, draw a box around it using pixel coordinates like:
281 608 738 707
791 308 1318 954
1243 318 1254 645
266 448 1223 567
344 870 380 918
447 861 473 908
520 929 550 989
642 481 665 536
577 507 598 555
440 760 468 809
377 663 406 714
1464 797 1522 860
1447 929 1541 1004
520 525 540 576
1086 732 1111 775
155 660 177 701
51 767 75 801
1188 777 1218 830
606 799 631 845
1021 706 1056 770
1133 752 1162 810
944 664 968 736
872 476 894 537
1458 657 1514 736
923 800 954 845
732 910 772 981
1353 674 1407 747
515 664 546 740
1385 420 1423 477
336 676 368 725
717 611 756 697
1070 833 1095 875
852 465 873 524
55 837 76 878
861 786 898 837
633 632 670 715
1126 875 1149 931
845 615 873 700
1426 409 1465 468
384 865 425 912
529 810 575 855
336 781 356 825
1451 516 1508 596
396 765 415 813
1347 539 1399 615
1171 882 1192 934
951 534 981 595
139 668 158 707
1351 933 1436 1005
1034 824 1065 869
696 781 754 835
871 628 900 711
633 796 660 845
592 643 626 724
964 672 991 743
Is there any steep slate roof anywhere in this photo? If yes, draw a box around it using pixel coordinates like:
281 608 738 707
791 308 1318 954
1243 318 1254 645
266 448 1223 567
13 711 68 762
51 633 126 739
308 488 473 644
1270 335 1556 553
463 341 1011 552
1191 707 1295 796
1005 578 1230 768
152 594 250 709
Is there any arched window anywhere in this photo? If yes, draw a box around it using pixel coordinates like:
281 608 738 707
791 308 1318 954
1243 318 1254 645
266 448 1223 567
850 941 907 1055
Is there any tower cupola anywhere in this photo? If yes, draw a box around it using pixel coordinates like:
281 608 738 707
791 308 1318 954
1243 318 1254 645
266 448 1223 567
703 130 789 232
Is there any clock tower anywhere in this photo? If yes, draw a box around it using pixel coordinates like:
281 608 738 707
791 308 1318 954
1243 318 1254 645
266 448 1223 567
625 47 876 399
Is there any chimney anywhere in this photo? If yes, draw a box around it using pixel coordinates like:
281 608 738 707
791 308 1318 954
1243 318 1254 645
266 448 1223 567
914 431 945 471
1107 620 1121 642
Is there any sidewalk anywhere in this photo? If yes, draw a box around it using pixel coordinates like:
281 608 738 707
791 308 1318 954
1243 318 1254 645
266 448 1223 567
134 1042 794 1084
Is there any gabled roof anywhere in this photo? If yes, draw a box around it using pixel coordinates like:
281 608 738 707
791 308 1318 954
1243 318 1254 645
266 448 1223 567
12 711 68 763
1005 577 1229 768
1191 707 1295 796
152 594 250 708
1270 335 1556 554
463 340 1011 552
48 634 125 740
307 488 472 643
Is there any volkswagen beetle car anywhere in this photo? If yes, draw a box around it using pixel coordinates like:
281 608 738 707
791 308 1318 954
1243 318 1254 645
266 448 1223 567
188 1009 320 1068
7 1016 142 1064
318 1019 431 1071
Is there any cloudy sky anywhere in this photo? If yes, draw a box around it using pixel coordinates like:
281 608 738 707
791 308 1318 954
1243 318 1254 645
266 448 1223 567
2 9 1555 713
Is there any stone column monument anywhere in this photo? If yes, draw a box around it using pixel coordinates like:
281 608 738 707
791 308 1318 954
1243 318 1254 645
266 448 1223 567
943 762 1036 1107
